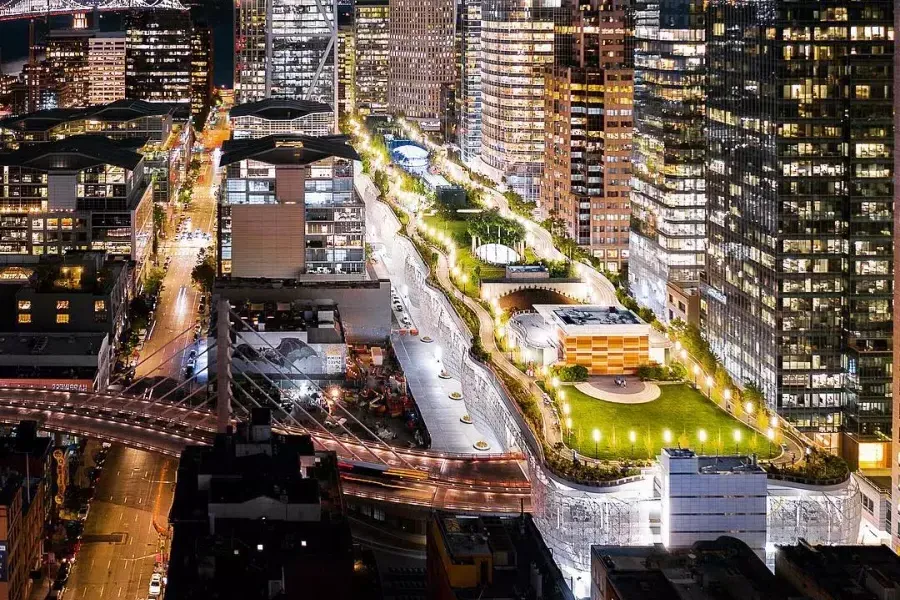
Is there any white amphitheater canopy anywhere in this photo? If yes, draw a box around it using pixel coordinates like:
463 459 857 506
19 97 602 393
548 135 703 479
475 243 520 265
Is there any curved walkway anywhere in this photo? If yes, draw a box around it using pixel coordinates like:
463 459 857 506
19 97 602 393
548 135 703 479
572 381 660 404
404 219 562 448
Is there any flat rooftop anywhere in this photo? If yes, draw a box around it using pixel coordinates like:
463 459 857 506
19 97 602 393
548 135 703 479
777 542 900 600
534 304 647 335
593 537 797 600
664 449 767 475
0 332 107 359
697 455 766 475
232 300 344 342
554 306 640 326
507 265 548 273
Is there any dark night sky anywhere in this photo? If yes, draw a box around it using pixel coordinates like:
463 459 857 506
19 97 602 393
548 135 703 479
0 10 234 87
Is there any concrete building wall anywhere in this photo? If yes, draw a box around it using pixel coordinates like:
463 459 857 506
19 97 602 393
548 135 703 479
230 204 307 279
659 450 768 552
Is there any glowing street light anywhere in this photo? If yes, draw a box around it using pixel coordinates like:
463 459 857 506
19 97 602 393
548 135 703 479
551 377 560 389
767 427 775 455
562 403 571 417
565 417 573 442
558 390 566 402
733 429 742 453
663 429 672 445
705 376 713 397
745 401 754 415
770 415 779 428
698 429 707 455
461 273 469 293
593 428 601 458
629 430 637 457
680 349 687 361
692 364 700 384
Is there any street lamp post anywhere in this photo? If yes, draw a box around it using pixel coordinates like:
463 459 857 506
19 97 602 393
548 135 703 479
766 427 775 456
692 364 700 386
698 429 707 455
566 417 573 444
705 376 713 398
593 428 600 459
733 429 741 454
629 430 636 458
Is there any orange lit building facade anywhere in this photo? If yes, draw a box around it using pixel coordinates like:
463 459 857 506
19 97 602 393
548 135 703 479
541 0 633 271
535 305 650 375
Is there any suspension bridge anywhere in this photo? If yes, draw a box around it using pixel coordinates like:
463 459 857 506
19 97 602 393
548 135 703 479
0 0 186 21
0 299 531 513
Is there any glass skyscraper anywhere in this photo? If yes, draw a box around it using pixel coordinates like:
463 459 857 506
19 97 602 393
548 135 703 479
704 0 894 445
234 0 338 110
354 0 390 115
457 0 481 164
125 9 192 104
629 0 706 320
480 0 558 201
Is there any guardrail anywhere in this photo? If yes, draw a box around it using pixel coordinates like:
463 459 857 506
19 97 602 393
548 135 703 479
765 472 851 487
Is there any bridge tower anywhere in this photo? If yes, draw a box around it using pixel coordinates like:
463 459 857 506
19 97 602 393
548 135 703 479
216 298 232 432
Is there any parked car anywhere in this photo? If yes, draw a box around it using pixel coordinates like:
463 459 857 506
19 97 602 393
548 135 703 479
149 573 162 596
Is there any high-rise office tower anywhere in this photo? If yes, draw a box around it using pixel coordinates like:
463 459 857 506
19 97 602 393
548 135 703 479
628 0 705 319
337 10 355 120
88 33 126 106
46 28 92 108
891 0 900 556
234 0 338 110
387 0 455 120
46 28 127 109
456 0 481 163
540 0 633 269
704 0 894 448
190 21 214 124
480 0 558 201
354 0 389 116
125 9 192 103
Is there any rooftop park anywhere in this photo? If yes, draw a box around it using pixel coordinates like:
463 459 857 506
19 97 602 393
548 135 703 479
549 381 782 462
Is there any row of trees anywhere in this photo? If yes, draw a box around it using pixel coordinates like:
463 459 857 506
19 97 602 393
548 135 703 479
465 208 526 248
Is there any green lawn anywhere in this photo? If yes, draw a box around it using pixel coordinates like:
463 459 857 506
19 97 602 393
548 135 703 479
562 383 779 460
421 214 505 295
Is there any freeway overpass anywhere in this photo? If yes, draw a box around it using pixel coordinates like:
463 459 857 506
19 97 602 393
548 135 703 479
0 383 533 512
0 0 186 21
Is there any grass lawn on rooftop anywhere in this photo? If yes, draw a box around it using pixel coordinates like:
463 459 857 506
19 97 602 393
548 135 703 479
421 214 505 293
562 383 779 461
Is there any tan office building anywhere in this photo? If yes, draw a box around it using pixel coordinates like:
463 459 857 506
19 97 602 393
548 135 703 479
387 0 455 119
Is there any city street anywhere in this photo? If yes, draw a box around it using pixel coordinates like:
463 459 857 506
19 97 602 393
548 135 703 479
136 114 230 382
63 446 176 600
